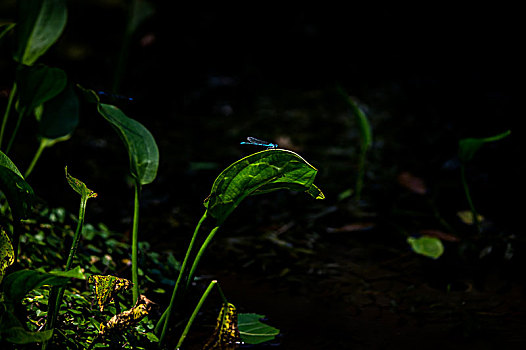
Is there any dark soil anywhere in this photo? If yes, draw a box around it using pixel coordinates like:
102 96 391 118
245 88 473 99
1 3 524 349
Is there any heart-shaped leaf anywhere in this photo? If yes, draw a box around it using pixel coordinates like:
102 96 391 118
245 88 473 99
87 274 132 312
204 149 324 223
13 0 67 66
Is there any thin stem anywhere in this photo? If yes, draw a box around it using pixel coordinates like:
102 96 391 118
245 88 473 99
43 197 87 349
0 82 17 150
131 182 141 304
175 280 218 350
461 164 480 232
185 226 220 291
157 211 208 345
24 139 47 178
5 106 26 155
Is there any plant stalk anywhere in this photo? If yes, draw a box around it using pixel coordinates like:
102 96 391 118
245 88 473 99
0 82 17 151
157 211 208 345
175 280 218 349
460 164 480 232
185 225 220 290
43 196 87 349
131 181 141 304
24 139 47 178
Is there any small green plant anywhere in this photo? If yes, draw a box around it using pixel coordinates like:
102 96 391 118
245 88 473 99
337 86 373 202
43 167 97 348
458 130 511 232
156 148 324 347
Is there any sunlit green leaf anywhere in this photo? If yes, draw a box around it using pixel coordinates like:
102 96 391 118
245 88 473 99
13 0 67 66
2 266 85 303
458 130 511 163
407 236 444 259
203 303 240 350
238 313 279 345
87 274 132 312
204 149 324 223
0 228 15 284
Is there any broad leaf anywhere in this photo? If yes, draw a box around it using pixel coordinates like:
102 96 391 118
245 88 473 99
2 266 85 303
238 313 280 345
0 150 24 178
16 64 67 116
204 149 324 223
203 303 240 350
97 103 159 185
0 228 15 284
38 82 79 140
14 0 67 66
407 236 444 259
87 274 132 312
458 130 511 163
77 86 158 186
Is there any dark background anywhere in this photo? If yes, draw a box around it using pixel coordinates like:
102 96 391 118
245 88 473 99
1 2 523 349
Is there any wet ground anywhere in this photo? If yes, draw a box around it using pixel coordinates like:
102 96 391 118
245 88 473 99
1 3 525 349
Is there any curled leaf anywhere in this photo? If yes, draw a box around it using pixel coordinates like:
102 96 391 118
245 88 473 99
65 166 97 199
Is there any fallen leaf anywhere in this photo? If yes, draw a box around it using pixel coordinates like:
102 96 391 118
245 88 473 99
397 172 427 195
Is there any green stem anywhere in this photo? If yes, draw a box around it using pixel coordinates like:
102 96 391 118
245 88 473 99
185 225 220 291
175 280 218 350
355 148 366 202
24 139 47 178
157 211 208 345
43 197 87 349
461 164 480 232
0 82 17 151
131 182 141 304
5 106 26 155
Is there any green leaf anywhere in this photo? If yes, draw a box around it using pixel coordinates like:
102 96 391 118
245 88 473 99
16 64 67 116
407 236 444 259
13 0 67 66
96 103 159 185
458 130 511 163
0 309 53 344
77 84 158 186
0 160 34 221
0 150 24 178
338 87 373 150
204 149 324 223
65 166 97 200
38 83 79 140
0 228 15 284
2 266 85 303
238 313 280 345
